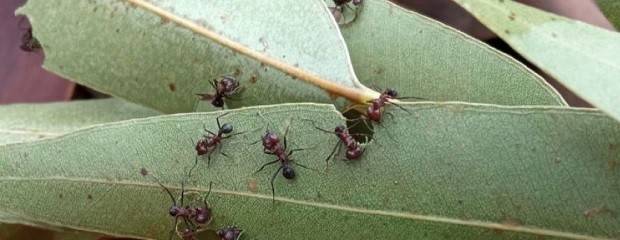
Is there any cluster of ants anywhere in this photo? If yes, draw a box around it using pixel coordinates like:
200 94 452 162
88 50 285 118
193 75 413 198
149 71 413 239
144 168 243 240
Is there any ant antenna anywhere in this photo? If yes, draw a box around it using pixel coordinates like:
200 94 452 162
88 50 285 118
204 181 212 204
152 175 177 206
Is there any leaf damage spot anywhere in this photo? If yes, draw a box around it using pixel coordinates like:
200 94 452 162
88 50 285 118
140 167 149 176
248 179 259 193
504 30 510 35
584 204 614 218
168 82 176 92
87 193 93 200
551 33 558 38
508 12 516 21
609 159 617 172
234 67 243 77
250 73 259 84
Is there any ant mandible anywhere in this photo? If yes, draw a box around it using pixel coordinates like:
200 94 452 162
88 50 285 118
314 124 365 164
255 127 315 201
196 76 241 110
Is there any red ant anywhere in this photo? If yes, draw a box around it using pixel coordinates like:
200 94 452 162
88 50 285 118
330 0 363 23
217 226 244 240
190 112 243 175
314 124 365 164
255 127 315 201
196 76 241 110
17 18 41 52
153 176 213 240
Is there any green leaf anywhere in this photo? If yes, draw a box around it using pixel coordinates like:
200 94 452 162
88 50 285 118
453 0 620 121
596 0 620 29
17 0 368 113
340 0 566 106
0 103 618 239
0 99 160 145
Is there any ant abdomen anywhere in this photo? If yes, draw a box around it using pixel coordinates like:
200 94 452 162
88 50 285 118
282 166 295 179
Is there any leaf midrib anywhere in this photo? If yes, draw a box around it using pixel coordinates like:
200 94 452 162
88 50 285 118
0 176 605 240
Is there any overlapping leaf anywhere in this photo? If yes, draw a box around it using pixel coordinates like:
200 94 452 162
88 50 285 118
18 0 367 113
340 0 566 106
0 104 618 239
0 99 159 145
453 0 620 121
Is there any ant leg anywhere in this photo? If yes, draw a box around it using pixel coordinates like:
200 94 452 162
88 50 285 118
180 180 185 206
203 123 216 137
293 162 319 172
216 112 230 129
270 166 283 203
188 155 199 178
204 181 212 202
151 176 178 206
325 142 342 166
283 125 290 151
256 160 279 173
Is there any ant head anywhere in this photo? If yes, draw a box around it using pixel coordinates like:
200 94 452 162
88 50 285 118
385 88 398 98
195 140 208 155
262 132 279 147
218 226 243 240
169 206 180 217
211 98 224 108
334 125 346 133
220 123 233 134
282 166 296 179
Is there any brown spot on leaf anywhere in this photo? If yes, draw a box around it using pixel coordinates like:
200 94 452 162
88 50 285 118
372 67 383 76
609 160 617 172
504 29 510 34
250 74 259 84
610 143 618 151
248 179 259 193
167 82 176 92
584 204 613 218
508 12 515 21
88 193 93 200
140 167 148 176
234 68 243 76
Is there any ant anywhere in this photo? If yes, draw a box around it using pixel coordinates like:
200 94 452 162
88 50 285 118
17 18 41 52
190 112 242 175
153 176 213 240
217 226 244 240
196 76 241 110
330 0 363 23
314 124 365 164
255 127 315 201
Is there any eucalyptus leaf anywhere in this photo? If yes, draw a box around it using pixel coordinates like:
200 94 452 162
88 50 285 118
340 0 566 106
453 0 620 121
17 0 366 114
0 99 160 145
0 103 618 239
596 0 620 30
